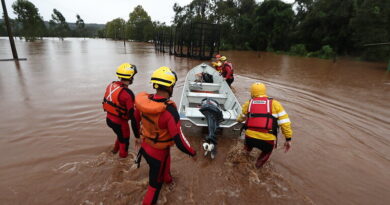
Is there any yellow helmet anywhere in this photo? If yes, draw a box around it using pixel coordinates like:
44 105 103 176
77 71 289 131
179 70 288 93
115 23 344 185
116 63 137 79
250 82 266 98
220 56 227 61
150 66 177 88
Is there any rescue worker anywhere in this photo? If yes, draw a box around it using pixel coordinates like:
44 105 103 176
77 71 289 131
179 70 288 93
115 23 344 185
219 56 234 87
237 83 292 168
102 63 139 158
134 66 197 205
211 54 222 73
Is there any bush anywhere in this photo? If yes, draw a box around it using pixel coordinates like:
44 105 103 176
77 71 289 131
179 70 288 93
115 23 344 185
220 42 233 50
289 44 307 56
320 45 335 59
307 45 335 59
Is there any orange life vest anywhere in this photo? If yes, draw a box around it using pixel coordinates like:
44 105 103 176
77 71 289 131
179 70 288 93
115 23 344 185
135 92 176 150
102 81 131 120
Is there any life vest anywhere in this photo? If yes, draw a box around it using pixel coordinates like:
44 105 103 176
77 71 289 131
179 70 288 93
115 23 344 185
245 97 278 135
102 81 133 120
135 92 176 150
222 62 234 78
212 61 223 73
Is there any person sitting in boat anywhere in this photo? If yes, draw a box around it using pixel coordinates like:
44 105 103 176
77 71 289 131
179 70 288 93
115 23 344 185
211 54 223 73
134 66 197 205
102 63 139 158
219 56 234 87
237 83 292 168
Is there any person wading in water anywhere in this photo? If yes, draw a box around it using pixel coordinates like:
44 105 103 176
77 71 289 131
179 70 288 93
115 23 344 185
219 56 234 87
102 63 139 158
134 66 197 205
237 82 292 168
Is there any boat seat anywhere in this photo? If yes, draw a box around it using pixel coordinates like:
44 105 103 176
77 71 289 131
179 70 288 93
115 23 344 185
189 82 221 92
187 92 227 104
185 107 236 120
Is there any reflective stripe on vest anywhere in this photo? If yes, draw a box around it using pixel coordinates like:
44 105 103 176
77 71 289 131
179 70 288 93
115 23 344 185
102 82 128 119
245 97 277 134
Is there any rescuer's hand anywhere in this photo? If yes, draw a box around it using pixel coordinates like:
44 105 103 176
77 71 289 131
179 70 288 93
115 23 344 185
134 138 141 151
284 141 291 153
236 114 246 123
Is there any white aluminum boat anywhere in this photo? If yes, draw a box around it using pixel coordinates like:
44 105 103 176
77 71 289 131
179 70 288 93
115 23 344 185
179 63 242 137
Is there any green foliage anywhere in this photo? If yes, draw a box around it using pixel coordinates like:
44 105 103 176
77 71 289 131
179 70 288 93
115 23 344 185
172 0 389 62
127 5 154 42
350 0 390 61
105 18 126 40
254 0 295 51
49 9 69 40
289 44 307 56
307 45 335 59
0 21 6 36
12 0 45 41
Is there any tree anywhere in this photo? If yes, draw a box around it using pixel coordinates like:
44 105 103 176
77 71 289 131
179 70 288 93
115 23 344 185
296 0 355 54
75 14 85 37
105 18 126 40
127 5 154 41
49 9 69 40
254 0 295 51
350 0 390 60
0 21 6 36
12 0 45 41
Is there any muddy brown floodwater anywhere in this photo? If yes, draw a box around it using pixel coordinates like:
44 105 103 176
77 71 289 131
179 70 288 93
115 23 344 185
0 38 389 205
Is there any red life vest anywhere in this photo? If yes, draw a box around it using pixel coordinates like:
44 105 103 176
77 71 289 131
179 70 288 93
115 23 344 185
245 97 277 134
222 62 234 79
102 81 132 120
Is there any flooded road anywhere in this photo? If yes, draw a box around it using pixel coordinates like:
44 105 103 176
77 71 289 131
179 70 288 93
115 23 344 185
0 38 389 205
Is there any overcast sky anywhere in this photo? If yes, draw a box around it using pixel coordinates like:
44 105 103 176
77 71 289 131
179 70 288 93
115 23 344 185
1 0 294 25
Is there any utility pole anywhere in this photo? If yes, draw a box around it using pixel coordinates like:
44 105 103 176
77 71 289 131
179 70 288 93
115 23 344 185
1 0 19 59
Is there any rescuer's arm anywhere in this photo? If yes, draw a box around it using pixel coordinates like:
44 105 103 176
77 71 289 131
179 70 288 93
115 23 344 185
237 100 249 122
122 90 140 139
131 109 141 139
165 105 196 156
273 100 292 152
273 100 292 140
133 108 142 150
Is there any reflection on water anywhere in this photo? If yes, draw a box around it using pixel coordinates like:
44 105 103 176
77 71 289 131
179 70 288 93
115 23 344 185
0 37 389 205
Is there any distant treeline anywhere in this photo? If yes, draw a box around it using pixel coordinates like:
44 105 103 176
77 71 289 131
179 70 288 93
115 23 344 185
169 0 390 61
2 0 389 61
0 19 104 38
0 0 103 39
97 5 161 43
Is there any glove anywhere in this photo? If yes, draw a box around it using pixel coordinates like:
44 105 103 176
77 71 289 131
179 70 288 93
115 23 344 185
236 114 246 123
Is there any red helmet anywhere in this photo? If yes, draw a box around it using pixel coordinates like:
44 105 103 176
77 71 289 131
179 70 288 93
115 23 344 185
215 54 221 59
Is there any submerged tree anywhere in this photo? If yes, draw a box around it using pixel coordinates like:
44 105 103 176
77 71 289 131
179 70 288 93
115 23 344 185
12 0 45 41
75 14 85 37
127 5 154 42
49 9 69 40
